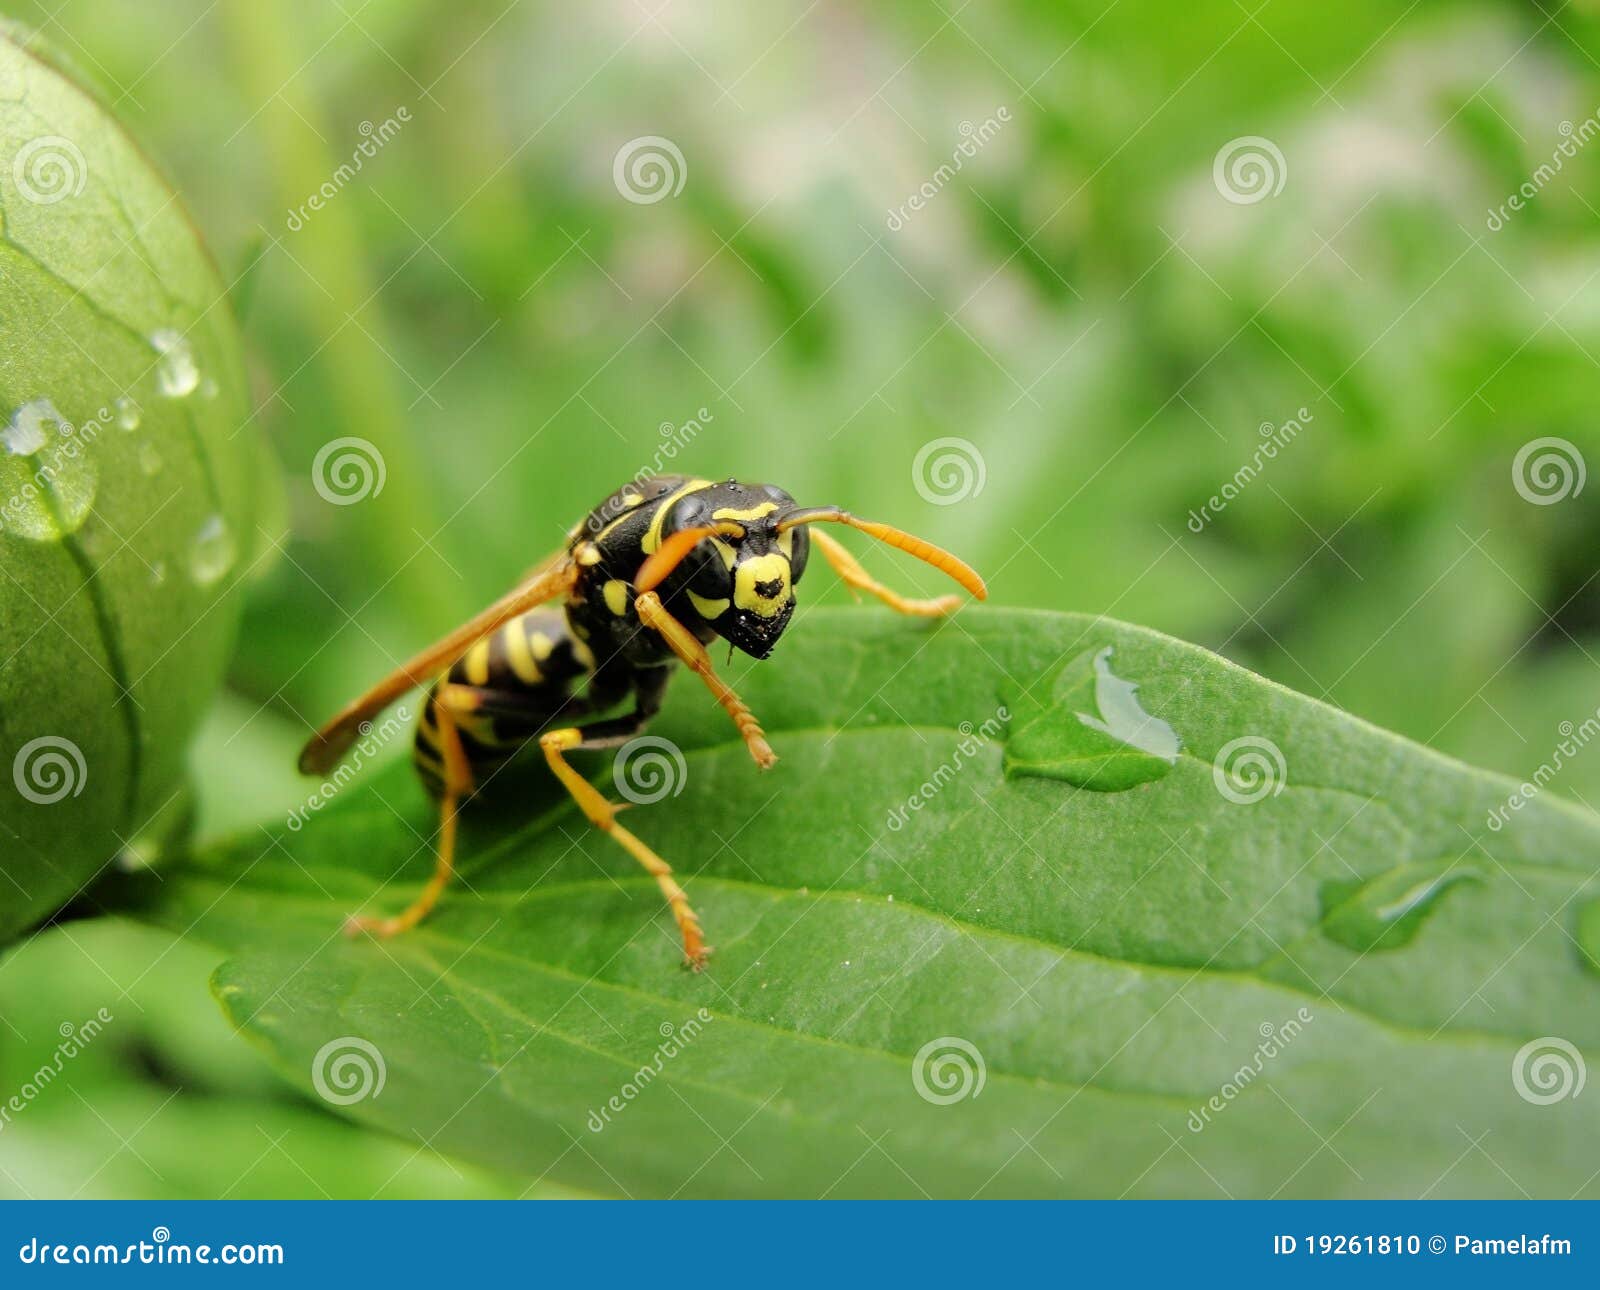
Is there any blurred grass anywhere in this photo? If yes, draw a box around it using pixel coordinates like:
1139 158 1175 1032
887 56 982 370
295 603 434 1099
7 0 1600 1194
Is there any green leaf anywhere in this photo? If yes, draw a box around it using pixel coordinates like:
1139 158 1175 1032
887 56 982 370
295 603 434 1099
115 610 1600 1198
0 919 543 1199
0 29 275 941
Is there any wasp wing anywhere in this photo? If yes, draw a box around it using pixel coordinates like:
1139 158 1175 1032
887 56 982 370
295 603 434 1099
297 556 578 775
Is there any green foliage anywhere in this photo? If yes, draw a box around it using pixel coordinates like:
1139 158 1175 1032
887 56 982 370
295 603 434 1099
0 29 275 942
0 919 531 1198
119 611 1600 1198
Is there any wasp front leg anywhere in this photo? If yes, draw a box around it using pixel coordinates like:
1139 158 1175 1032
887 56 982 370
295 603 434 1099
807 528 961 617
634 590 776 769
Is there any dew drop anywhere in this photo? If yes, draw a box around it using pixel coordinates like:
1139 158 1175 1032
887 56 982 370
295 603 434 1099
1 398 59 455
138 442 162 476
115 397 141 431
0 399 98 540
1005 646 1180 791
149 559 167 586
187 514 237 587
150 328 201 398
1318 861 1481 953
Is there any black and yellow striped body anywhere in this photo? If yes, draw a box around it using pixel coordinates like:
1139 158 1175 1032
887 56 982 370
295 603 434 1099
412 476 809 797
412 607 605 796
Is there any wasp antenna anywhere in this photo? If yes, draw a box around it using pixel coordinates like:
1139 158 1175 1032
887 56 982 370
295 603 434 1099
775 507 987 600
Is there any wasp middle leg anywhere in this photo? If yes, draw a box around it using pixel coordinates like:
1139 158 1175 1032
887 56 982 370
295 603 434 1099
537 667 711 969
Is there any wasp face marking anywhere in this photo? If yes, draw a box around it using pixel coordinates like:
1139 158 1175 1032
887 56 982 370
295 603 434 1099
649 478 811 660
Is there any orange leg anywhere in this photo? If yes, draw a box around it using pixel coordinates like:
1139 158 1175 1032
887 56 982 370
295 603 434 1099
346 694 472 939
634 591 776 770
540 727 709 969
808 528 961 617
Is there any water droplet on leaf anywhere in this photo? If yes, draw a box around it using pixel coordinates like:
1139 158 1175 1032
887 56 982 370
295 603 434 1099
138 442 161 476
0 398 98 540
188 514 237 586
1318 861 1481 952
150 328 201 398
1005 646 1180 790
114 397 141 431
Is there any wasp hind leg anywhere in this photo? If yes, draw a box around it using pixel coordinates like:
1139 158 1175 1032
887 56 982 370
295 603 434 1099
539 699 709 970
346 691 473 940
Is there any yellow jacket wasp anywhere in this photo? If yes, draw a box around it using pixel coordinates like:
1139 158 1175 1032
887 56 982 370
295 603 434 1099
299 476 986 968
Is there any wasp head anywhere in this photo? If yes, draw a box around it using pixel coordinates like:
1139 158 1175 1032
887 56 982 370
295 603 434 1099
656 479 810 660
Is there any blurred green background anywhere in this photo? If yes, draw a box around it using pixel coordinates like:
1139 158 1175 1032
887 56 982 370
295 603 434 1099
6 0 1600 1197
